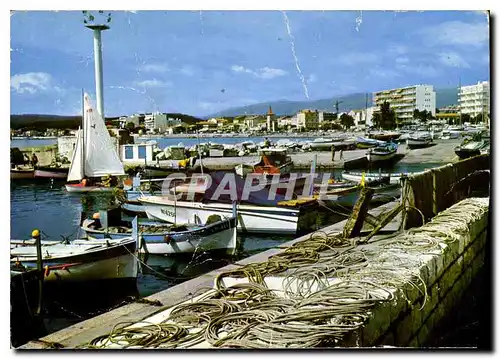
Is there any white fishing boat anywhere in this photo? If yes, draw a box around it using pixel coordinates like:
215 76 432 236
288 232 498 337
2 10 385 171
366 142 398 163
341 171 415 185
137 195 315 234
81 213 238 256
65 92 125 193
235 148 293 177
10 236 138 283
406 132 433 149
306 138 354 151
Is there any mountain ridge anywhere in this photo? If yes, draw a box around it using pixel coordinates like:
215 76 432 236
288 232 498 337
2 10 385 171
205 88 459 117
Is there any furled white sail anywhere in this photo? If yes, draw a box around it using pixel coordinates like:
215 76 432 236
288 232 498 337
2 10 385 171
82 93 125 178
67 129 84 182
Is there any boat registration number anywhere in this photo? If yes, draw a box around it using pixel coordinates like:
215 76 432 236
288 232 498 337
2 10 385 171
160 208 176 217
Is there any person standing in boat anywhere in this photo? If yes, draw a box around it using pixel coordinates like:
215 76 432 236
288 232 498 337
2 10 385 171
31 153 38 168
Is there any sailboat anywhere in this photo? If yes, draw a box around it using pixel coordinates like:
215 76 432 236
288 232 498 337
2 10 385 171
65 92 125 193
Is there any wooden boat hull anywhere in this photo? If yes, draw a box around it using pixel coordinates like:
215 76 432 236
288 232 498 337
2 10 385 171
406 138 433 149
454 149 482 160
10 238 138 282
342 171 406 185
82 217 238 255
139 197 302 234
65 184 116 193
366 150 397 163
10 269 44 347
369 133 401 141
235 161 293 177
11 169 34 180
34 167 69 179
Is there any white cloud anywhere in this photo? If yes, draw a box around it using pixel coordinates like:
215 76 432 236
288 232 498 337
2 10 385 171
370 68 400 78
397 63 440 78
388 45 409 55
231 65 251 74
420 21 489 47
180 65 195 76
138 63 169 73
438 52 470 68
10 72 61 94
134 79 171 88
307 73 317 83
395 57 409 64
231 65 287 79
258 67 287 79
337 53 379 65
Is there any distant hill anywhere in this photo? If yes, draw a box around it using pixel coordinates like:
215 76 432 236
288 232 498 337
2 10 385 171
207 88 459 117
10 114 83 130
10 113 204 130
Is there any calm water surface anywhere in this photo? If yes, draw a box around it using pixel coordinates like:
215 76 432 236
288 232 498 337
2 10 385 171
10 163 487 347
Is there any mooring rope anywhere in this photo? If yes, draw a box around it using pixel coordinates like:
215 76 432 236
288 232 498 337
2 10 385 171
78 197 488 349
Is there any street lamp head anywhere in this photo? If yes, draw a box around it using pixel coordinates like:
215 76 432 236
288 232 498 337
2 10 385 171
85 24 110 31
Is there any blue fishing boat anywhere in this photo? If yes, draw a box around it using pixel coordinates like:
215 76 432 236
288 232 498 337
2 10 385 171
81 214 238 256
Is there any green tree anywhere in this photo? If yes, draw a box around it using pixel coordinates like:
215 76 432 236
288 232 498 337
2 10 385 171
460 113 471 124
125 122 135 130
374 101 396 130
339 113 355 130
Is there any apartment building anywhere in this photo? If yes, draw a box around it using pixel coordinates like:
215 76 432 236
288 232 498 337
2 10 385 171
144 112 183 132
373 85 436 122
458 81 490 118
318 111 337 123
296 109 319 130
348 106 377 128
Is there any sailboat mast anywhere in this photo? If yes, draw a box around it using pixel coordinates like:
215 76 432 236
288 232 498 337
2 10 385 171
365 93 368 126
81 89 85 179
458 77 462 126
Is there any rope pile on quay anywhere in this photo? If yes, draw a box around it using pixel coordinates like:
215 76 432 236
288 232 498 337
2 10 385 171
78 197 489 349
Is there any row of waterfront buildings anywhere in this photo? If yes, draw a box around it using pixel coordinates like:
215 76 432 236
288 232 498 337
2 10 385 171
119 81 490 133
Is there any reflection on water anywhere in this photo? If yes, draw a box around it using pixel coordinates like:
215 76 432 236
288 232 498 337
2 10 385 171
10 163 450 345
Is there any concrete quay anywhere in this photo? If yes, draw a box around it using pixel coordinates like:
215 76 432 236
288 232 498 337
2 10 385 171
128 139 462 171
19 192 490 349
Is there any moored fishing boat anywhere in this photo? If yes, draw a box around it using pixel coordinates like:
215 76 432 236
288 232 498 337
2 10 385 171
10 235 138 283
81 213 238 256
341 171 418 185
34 166 69 179
368 131 401 141
11 168 35 180
366 142 398 163
454 138 490 160
235 148 293 177
137 195 317 234
406 131 433 149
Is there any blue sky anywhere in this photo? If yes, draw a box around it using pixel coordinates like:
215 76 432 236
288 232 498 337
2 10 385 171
10 10 490 117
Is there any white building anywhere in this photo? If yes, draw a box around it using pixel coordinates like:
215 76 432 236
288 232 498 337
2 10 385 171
318 111 337 123
119 114 141 128
347 106 377 128
373 85 436 122
296 109 319 130
144 113 183 132
459 81 490 119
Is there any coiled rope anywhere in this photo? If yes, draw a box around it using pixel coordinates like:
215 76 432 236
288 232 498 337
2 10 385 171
79 197 488 349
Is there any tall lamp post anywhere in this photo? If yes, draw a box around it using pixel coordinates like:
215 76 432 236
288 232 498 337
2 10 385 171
85 24 109 119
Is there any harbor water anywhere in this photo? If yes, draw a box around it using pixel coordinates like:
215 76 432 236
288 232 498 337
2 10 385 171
10 136 318 150
10 163 488 348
